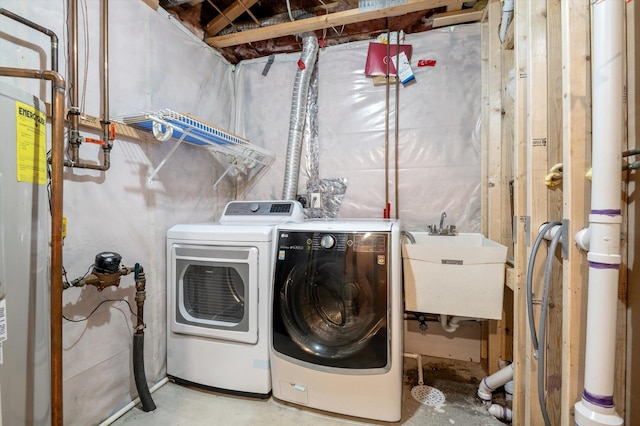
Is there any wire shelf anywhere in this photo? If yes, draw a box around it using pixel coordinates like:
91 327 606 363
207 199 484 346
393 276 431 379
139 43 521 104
118 109 273 188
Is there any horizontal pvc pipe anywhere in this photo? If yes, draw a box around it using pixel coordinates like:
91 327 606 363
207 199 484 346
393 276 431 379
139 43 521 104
538 222 562 242
98 377 169 426
489 403 512 422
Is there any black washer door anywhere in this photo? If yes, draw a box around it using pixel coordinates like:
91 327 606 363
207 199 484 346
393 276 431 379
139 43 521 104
273 231 389 369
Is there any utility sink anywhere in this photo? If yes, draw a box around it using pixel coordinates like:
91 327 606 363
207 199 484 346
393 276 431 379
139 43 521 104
402 232 508 320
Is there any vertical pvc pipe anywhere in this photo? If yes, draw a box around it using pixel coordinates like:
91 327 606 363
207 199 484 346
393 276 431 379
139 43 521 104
574 0 624 425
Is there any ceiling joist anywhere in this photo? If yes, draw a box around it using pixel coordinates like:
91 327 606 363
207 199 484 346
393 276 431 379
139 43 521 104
205 0 260 36
206 0 463 48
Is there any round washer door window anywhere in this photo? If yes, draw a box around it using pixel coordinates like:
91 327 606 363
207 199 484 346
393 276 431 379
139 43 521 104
279 261 383 359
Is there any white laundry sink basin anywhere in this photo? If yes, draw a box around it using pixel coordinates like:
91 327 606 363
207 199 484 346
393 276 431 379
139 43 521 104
402 232 508 320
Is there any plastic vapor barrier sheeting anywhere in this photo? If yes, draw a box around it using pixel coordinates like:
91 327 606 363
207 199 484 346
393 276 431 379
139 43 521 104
235 24 482 231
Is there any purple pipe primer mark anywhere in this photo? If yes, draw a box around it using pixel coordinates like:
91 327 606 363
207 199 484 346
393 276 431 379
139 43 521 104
591 209 621 216
583 389 615 409
589 262 620 270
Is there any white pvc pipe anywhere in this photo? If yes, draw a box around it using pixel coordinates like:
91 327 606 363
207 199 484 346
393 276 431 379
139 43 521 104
403 352 424 386
489 403 513 422
439 315 481 333
99 377 169 426
499 0 514 43
575 227 591 251
574 0 624 425
477 363 514 405
440 314 459 332
538 222 562 242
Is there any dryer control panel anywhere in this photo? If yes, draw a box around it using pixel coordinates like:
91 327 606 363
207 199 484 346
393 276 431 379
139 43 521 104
220 200 304 223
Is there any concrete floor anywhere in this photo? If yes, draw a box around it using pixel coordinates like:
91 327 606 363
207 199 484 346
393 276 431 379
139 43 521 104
112 357 508 425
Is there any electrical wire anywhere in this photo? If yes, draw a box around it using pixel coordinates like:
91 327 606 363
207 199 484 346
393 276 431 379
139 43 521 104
286 0 295 21
526 221 561 355
63 262 94 288
537 227 562 426
62 298 142 323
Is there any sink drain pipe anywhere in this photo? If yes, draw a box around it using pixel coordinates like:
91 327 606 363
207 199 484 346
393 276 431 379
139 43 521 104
477 362 514 422
439 315 481 333
574 0 624 424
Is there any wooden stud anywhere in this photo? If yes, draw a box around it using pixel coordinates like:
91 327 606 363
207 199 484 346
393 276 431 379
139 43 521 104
625 2 639 424
525 0 549 423
485 0 505 375
512 0 529 422
560 0 590 424
545 0 564 421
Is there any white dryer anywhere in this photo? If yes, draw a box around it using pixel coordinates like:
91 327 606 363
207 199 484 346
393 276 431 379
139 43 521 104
270 219 403 421
166 200 303 397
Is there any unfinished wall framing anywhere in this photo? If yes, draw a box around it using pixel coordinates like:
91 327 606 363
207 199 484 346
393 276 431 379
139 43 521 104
482 0 634 424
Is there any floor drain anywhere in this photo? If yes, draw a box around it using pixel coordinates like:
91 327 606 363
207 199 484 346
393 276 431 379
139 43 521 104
411 385 446 406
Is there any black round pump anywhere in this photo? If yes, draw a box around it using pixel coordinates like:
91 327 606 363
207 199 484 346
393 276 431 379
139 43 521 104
93 252 122 274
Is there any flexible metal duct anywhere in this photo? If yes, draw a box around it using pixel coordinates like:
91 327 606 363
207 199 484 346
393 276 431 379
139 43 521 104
217 11 319 201
282 32 319 200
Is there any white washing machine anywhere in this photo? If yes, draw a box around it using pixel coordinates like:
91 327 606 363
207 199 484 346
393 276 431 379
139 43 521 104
166 200 304 397
270 219 403 422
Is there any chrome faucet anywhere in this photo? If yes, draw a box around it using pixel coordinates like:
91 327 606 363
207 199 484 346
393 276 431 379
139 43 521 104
428 212 457 236
439 212 447 232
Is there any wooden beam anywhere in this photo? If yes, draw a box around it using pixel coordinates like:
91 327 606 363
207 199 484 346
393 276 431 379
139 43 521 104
204 0 260 37
77 113 158 143
141 0 159 10
46 104 157 143
446 0 463 12
432 8 484 28
206 0 463 48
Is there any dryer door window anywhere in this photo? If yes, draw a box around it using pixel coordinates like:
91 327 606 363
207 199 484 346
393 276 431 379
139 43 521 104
170 244 259 344
273 231 390 370
182 263 245 324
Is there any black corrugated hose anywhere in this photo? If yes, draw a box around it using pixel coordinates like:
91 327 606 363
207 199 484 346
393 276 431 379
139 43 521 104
133 264 156 412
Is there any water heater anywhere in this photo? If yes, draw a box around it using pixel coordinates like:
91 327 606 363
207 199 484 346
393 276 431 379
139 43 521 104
0 80 51 425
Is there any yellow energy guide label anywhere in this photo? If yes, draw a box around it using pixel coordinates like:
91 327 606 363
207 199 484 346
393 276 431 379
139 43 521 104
16 101 47 185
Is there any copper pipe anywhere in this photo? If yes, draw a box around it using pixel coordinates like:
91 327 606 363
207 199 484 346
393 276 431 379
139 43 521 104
69 0 80 144
383 28 390 218
101 0 110 146
0 66 66 426
66 147 111 170
394 34 400 219
0 8 59 72
135 266 146 334
66 0 112 171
